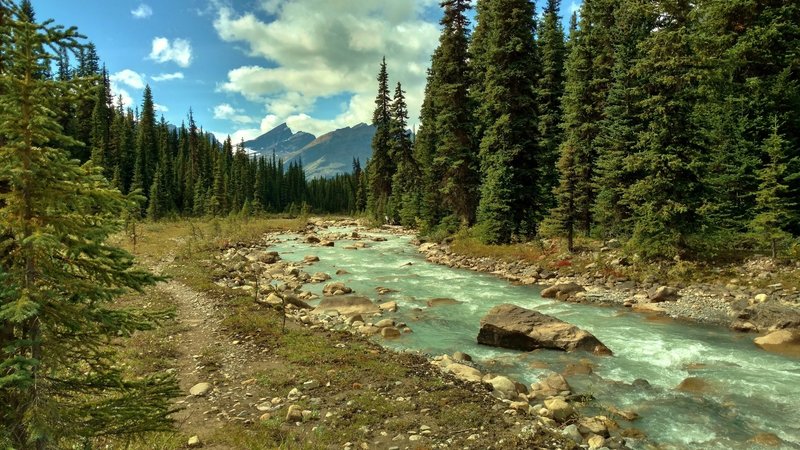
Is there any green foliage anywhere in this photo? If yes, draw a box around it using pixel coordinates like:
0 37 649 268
536 0 567 212
0 3 179 446
431 0 480 225
750 120 795 258
474 0 541 244
366 58 394 222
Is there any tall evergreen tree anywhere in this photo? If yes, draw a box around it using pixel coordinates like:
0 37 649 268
626 0 704 258
536 0 567 211
0 4 177 447
474 0 541 243
432 0 479 225
387 82 418 225
413 65 444 229
136 85 158 198
366 57 394 221
546 12 583 251
750 120 794 259
90 68 113 177
592 0 655 237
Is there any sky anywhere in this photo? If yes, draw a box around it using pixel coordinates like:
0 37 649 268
35 0 582 143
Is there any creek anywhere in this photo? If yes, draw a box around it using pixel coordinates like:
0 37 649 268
267 228 800 449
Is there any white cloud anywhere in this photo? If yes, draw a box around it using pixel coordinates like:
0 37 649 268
211 128 263 145
131 3 153 19
213 1 438 137
148 37 193 68
155 103 169 113
152 72 184 82
213 103 256 124
112 87 134 109
110 69 145 90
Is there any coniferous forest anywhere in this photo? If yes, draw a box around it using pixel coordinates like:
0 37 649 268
365 0 800 260
0 0 362 446
2 0 800 448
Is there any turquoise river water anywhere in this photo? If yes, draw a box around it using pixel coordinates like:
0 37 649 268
267 228 800 449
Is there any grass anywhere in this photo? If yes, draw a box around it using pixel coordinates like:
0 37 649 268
105 215 595 449
449 229 800 291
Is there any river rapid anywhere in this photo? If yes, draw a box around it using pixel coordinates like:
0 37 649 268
267 227 800 449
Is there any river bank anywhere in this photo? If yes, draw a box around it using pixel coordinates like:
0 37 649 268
212 217 800 449
402 227 800 344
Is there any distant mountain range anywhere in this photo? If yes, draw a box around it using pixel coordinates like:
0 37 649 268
243 123 375 178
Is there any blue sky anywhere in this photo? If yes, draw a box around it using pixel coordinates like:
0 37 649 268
35 0 581 142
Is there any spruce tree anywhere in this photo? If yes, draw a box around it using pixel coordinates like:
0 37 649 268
0 4 178 447
136 85 158 195
432 0 479 225
627 0 704 258
366 57 394 221
474 0 541 243
546 12 582 251
387 82 417 225
750 120 794 259
90 68 113 178
592 0 655 237
536 0 567 211
413 65 443 229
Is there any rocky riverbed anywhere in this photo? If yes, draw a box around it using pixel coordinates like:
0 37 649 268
415 235 800 344
210 224 637 449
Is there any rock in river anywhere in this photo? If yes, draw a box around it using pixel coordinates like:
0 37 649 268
541 283 585 300
314 296 379 316
477 304 612 355
753 329 800 357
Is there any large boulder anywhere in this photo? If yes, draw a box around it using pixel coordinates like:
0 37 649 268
541 283 586 300
477 304 611 355
754 329 800 357
313 296 379 316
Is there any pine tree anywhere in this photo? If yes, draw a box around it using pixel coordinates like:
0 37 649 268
592 0 655 237
366 57 394 221
536 0 567 211
750 120 794 259
432 0 479 225
546 12 582 251
387 82 417 224
413 65 443 229
474 0 541 243
0 4 178 447
136 85 158 197
90 68 113 178
626 0 704 258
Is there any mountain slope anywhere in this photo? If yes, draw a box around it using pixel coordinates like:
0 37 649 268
244 123 375 178
242 123 316 156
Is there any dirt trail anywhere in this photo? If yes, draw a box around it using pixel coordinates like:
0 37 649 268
151 259 270 448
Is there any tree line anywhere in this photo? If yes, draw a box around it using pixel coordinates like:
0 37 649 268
8 5 364 222
365 0 799 259
0 1 369 447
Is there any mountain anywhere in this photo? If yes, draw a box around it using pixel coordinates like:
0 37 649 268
243 123 375 178
242 123 316 156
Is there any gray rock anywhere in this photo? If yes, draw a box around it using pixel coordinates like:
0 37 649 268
381 327 402 338
561 423 582 442
477 304 612 355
